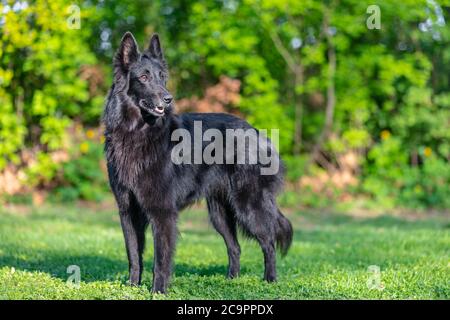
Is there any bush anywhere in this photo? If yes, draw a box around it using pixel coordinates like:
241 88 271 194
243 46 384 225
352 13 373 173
0 0 100 170
363 136 450 209
51 140 109 203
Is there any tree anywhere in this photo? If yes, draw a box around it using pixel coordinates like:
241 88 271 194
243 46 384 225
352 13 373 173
0 0 98 171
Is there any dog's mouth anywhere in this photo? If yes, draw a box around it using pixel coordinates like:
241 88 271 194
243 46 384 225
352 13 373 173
138 99 165 117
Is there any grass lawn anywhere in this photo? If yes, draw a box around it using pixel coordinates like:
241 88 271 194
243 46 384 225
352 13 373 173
0 201 448 300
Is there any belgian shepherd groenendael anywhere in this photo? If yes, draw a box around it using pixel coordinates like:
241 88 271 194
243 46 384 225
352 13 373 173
103 32 293 293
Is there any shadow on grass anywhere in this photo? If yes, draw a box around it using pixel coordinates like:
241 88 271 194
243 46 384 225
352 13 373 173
0 251 245 284
0 252 127 282
174 263 251 278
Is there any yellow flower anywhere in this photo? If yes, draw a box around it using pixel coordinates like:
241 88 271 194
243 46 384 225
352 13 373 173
414 185 422 194
380 130 391 140
100 135 105 144
80 142 89 154
86 129 96 140
424 147 432 157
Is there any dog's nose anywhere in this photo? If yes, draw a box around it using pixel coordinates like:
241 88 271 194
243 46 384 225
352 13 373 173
163 94 173 105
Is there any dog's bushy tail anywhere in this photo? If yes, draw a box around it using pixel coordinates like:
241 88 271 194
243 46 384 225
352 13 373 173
275 209 293 256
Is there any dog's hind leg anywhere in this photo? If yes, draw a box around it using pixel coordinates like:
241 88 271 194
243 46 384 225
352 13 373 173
233 196 278 282
207 197 241 278
251 218 277 282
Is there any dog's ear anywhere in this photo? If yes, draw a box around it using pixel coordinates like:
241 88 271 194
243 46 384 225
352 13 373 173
148 33 165 61
115 32 139 72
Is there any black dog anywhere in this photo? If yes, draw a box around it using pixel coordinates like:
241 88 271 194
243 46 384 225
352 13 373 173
103 32 293 293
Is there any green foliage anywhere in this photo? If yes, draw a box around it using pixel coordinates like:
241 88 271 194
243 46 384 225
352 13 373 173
364 137 450 209
0 0 449 209
0 205 448 299
0 100 25 168
1 193 33 205
164 1 294 153
25 151 61 186
283 155 308 181
278 187 338 208
0 0 100 169
52 141 109 202
398 157 450 209
157 0 449 209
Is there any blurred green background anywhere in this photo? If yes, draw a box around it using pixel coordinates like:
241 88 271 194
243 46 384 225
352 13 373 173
0 0 449 210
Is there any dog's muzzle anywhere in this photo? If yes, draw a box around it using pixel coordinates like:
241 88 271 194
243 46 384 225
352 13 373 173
139 99 165 116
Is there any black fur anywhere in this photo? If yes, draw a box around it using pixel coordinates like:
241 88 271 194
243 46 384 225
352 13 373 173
103 32 293 293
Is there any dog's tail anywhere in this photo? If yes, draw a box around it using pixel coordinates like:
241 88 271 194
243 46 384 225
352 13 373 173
275 209 293 256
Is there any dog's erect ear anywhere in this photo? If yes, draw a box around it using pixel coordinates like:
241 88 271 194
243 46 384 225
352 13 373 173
148 33 164 60
115 32 139 71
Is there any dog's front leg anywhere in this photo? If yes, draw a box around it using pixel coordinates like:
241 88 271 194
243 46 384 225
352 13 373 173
120 210 146 285
113 186 147 286
151 211 178 294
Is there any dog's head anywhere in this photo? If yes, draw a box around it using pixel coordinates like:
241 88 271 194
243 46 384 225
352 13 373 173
114 32 173 119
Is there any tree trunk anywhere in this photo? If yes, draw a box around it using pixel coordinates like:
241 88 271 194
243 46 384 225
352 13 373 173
293 65 304 155
308 9 336 171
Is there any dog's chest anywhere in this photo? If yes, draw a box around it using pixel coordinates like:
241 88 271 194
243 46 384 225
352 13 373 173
107 130 162 188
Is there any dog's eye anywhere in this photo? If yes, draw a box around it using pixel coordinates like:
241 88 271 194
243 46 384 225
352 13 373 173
139 74 149 82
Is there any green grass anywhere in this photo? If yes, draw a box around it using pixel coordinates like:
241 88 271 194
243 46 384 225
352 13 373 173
0 201 449 299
